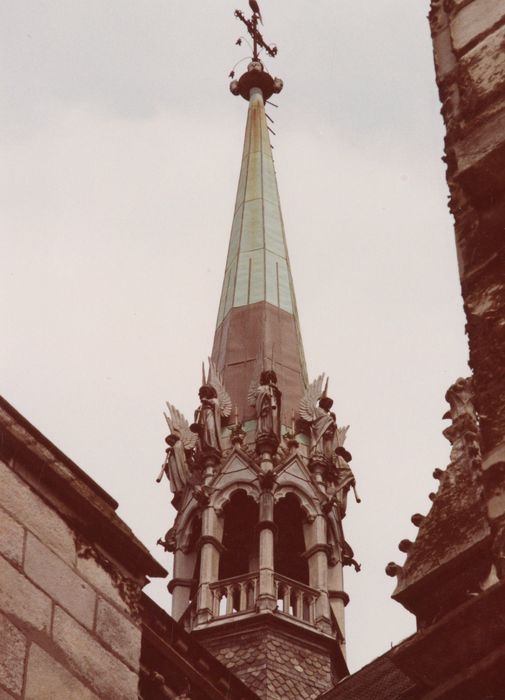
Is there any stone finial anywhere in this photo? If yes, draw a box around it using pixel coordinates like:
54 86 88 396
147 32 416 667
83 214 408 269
385 562 402 577
398 539 413 553
411 513 425 527
433 467 444 480
429 492 437 502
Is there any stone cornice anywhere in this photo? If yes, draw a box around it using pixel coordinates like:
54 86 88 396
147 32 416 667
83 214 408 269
0 395 167 581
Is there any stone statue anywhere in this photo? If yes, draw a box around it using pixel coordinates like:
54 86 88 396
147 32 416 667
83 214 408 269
190 359 232 454
248 369 282 437
156 403 197 508
299 374 338 459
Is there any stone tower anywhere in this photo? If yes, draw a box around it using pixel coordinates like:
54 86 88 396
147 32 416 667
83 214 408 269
158 13 357 699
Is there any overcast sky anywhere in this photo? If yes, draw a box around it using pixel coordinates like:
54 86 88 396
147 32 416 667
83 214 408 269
1 1 469 673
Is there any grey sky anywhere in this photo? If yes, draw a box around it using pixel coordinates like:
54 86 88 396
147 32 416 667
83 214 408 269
1 1 468 672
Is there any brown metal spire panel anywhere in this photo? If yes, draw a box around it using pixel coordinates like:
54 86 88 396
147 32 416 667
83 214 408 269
212 82 307 426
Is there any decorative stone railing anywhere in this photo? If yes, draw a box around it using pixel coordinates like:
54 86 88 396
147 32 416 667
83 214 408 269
274 573 319 626
201 572 320 628
210 572 259 619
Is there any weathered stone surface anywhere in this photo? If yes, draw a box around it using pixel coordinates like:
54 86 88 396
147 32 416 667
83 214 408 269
0 460 75 564
24 533 96 629
462 24 505 101
76 554 129 614
95 598 141 670
451 0 505 53
464 268 505 454
433 26 457 82
0 688 16 699
453 101 505 184
25 644 99 700
0 554 52 633
393 379 491 623
0 506 24 566
52 606 138 700
0 613 26 696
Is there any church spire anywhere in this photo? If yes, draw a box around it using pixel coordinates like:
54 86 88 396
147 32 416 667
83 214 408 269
159 10 357 696
212 57 307 430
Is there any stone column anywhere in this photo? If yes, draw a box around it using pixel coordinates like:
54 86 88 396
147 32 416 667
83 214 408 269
195 505 223 626
328 560 348 651
256 451 277 611
169 546 196 622
303 514 332 634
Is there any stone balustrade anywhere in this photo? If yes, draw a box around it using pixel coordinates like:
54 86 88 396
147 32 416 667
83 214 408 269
210 573 259 618
190 571 321 629
274 573 319 626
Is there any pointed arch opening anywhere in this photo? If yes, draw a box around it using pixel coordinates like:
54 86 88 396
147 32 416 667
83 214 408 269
274 492 309 585
219 489 259 580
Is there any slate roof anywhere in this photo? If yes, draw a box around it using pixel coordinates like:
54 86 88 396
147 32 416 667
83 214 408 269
318 652 418 700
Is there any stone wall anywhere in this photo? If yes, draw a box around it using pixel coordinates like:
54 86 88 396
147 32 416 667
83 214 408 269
429 0 505 585
429 0 505 461
0 459 142 699
0 397 166 700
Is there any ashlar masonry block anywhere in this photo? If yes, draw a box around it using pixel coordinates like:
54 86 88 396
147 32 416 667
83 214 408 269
0 555 52 634
0 613 26 696
0 460 76 565
24 533 96 629
461 24 505 100
0 506 24 566
52 606 139 700
76 554 130 615
451 0 505 53
95 598 141 671
25 644 99 700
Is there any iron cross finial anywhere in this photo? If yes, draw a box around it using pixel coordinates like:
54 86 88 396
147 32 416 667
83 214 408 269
234 1 278 61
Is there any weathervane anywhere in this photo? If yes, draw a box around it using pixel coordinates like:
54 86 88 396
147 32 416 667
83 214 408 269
229 1 283 102
234 0 278 62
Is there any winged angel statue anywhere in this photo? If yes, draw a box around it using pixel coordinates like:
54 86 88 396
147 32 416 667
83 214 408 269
191 359 232 454
247 362 282 438
299 374 339 460
156 403 198 504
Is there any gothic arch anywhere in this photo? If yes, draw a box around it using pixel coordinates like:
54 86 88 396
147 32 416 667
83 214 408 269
272 483 320 521
212 481 261 515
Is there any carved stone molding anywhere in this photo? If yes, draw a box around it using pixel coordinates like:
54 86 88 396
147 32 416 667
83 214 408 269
168 577 196 594
75 535 143 621
328 590 350 607
196 535 226 554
